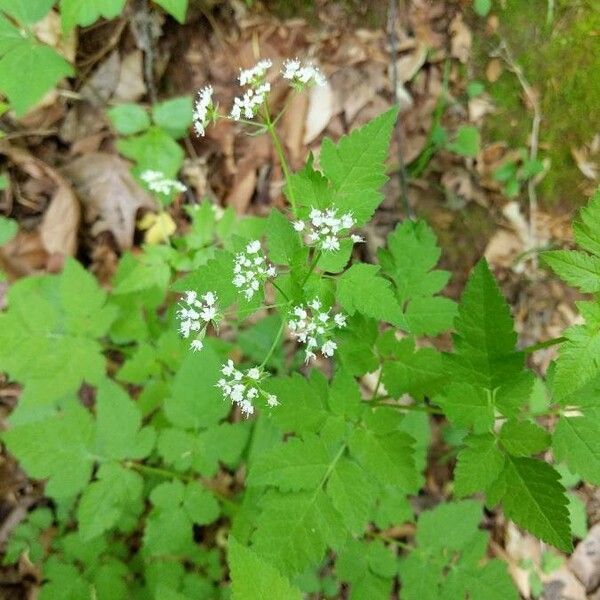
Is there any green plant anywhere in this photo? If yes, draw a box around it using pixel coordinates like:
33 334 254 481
0 57 599 599
494 149 545 198
0 1 189 115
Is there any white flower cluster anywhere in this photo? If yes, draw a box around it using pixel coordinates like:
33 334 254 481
281 58 326 88
141 170 186 195
233 240 277 300
293 207 364 251
230 59 272 121
217 360 279 417
288 298 347 362
193 85 215 136
176 290 220 352
230 83 270 121
238 59 272 86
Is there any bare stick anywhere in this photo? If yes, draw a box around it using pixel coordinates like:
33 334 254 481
387 0 414 220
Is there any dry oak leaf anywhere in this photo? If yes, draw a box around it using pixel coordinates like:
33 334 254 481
63 153 156 250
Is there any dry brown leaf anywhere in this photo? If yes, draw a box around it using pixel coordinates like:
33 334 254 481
282 92 309 166
39 183 80 257
113 50 147 103
571 146 598 180
394 45 428 83
468 95 495 122
449 14 472 64
486 58 503 83
0 231 48 279
570 524 600 592
63 153 156 249
81 51 121 106
304 81 335 144
225 168 256 214
32 10 76 63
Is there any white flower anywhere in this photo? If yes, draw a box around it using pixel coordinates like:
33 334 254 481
232 241 277 301
281 58 326 89
247 367 261 380
216 360 277 417
267 394 279 407
176 289 219 352
239 59 272 86
351 234 365 244
294 207 362 252
334 313 347 328
141 170 186 195
230 83 271 121
321 340 337 357
287 299 346 362
193 85 215 136
190 339 203 352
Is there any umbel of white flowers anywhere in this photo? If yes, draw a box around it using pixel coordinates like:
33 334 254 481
192 58 326 135
232 240 277 300
141 170 186 195
288 298 347 362
293 207 364 252
176 291 220 352
216 360 279 417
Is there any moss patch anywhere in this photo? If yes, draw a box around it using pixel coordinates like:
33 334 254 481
472 0 600 207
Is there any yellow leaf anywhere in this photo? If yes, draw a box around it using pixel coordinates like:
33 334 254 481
138 212 176 244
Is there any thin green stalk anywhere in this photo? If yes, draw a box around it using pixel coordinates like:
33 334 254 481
371 399 444 415
263 104 297 215
260 319 286 369
270 279 291 302
371 369 384 400
522 336 566 354
301 249 322 286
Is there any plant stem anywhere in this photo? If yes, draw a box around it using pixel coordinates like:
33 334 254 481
270 279 291 302
372 399 445 415
301 249 322 286
263 104 297 216
260 319 286 369
371 369 384 400
522 336 566 354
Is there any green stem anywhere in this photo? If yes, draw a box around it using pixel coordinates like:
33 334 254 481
371 369 384 400
371 399 444 415
270 279 291 302
260 319 286 369
301 249 322 286
522 336 566 354
263 104 297 216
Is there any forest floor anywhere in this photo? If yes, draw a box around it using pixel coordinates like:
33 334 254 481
1 0 599 598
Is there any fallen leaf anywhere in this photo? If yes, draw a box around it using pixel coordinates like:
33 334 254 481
449 14 472 64
570 524 600 592
113 50 147 103
394 45 428 83
486 58 503 83
81 51 121 106
303 80 335 144
40 182 81 257
0 230 48 279
138 212 177 244
571 146 598 180
63 153 156 249
282 92 308 167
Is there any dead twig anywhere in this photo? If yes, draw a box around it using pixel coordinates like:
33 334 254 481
492 39 542 268
387 0 414 220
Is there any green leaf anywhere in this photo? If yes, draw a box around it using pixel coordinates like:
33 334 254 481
381 337 445 400
59 0 126 32
153 0 188 22
152 96 193 138
0 215 17 245
77 463 143 540
248 435 332 492
378 219 456 335
467 81 485 97
454 433 505 498
473 0 491 17
337 263 404 326
416 500 483 553
0 259 115 405
95 379 155 460
399 553 442 600
266 208 305 268
164 347 231 430
445 259 523 391
446 125 480 157
327 457 377 534
543 250 600 293
572 187 600 256
3 404 94 498
0 0 54 23
252 489 346 575
552 324 600 400
436 382 494 433
348 426 417 492
117 126 184 177
107 103 151 135
553 411 600 485
319 106 398 224
500 457 572 552
499 419 550 456
0 43 73 116
442 560 518 600
228 538 302 600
